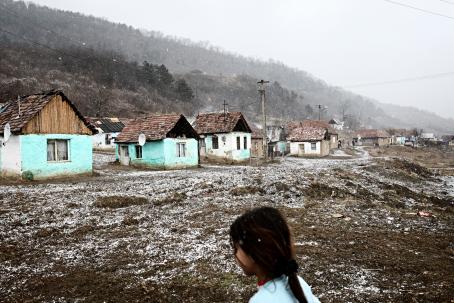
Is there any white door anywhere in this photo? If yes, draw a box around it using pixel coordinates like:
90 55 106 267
120 145 130 165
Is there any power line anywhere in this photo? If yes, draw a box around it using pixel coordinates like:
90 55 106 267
342 71 454 88
438 0 454 5
380 0 454 21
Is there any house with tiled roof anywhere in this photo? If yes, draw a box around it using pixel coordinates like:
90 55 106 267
286 122 330 157
354 129 391 147
88 117 126 150
297 120 339 150
0 90 96 180
114 114 199 169
193 112 252 162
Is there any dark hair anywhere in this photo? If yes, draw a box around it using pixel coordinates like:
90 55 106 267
229 207 307 303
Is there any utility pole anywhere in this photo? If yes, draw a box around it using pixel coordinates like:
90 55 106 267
223 100 228 122
258 80 269 160
317 104 322 121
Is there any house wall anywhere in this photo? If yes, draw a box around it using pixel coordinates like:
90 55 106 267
204 132 251 161
92 132 119 149
117 138 198 169
20 134 92 179
124 141 166 168
289 140 330 157
0 135 22 177
251 138 264 158
22 95 92 135
163 138 198 168
330 134 338 149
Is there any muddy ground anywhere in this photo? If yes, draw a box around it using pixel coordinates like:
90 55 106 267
0 146 453 302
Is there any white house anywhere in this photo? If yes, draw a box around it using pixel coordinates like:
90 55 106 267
193 112 252 162
88 117 126 150
287 125 330 157
329 119 344 131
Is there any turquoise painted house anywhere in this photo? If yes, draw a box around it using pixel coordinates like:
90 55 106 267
0 90 97 180
115 114 199 169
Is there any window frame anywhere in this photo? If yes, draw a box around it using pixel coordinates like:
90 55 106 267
47 139 70 162
243 136 247 149
311 142 317 151
212 136 219 149
176 142 186 157
135 145 143 159
237 136 241 150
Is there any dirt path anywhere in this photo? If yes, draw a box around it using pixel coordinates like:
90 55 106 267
0 150 452 302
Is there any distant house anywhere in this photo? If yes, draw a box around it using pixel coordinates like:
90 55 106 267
442 135 454 146
328 119 344 131
250 126 265 158
0 90 96 180
354 129 391 146
387 129 407 145
193 112 252 162
288 120 338 150
266 125 288 156
115 114 199 169
287 124 330 157
88 117 125 150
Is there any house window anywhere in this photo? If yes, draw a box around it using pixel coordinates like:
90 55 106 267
121 145 129 157
135 145 142 159
105 134 112 145
177 143 186 157
47 139 69 162
311 142 317 151
244 136 247 149
237 137 241 150
212 136 219 149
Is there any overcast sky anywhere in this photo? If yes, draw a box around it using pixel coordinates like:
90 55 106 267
29 0 454 119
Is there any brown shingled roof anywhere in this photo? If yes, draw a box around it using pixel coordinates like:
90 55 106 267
356 129 390 138
193 112 252 134
0 90 96 135
287 126 327 142
115 114 198 143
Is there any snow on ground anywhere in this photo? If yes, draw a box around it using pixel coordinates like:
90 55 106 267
0 149 452 302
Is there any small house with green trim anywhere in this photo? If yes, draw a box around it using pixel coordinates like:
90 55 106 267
193 112 252 162
0 90 97 180
115 114 199 169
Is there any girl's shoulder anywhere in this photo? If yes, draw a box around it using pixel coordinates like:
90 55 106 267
249 275 320 303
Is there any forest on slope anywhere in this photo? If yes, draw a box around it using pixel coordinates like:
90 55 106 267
0 0 453 132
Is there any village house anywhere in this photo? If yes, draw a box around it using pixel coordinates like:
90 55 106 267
115 114 199 169
193 112 252 162
328 118 344 131
290 120 339 150
286 123 330 157
266 125 288 156
88 117 126 150
354 129 391 146
0 90 96 180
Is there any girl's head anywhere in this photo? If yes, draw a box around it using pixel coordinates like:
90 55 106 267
229 207 307 303
229 206 294 278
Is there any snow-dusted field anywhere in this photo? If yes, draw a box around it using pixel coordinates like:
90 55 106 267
0 148 453 302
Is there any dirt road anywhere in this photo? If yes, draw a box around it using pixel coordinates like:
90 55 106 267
0 147 453 302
